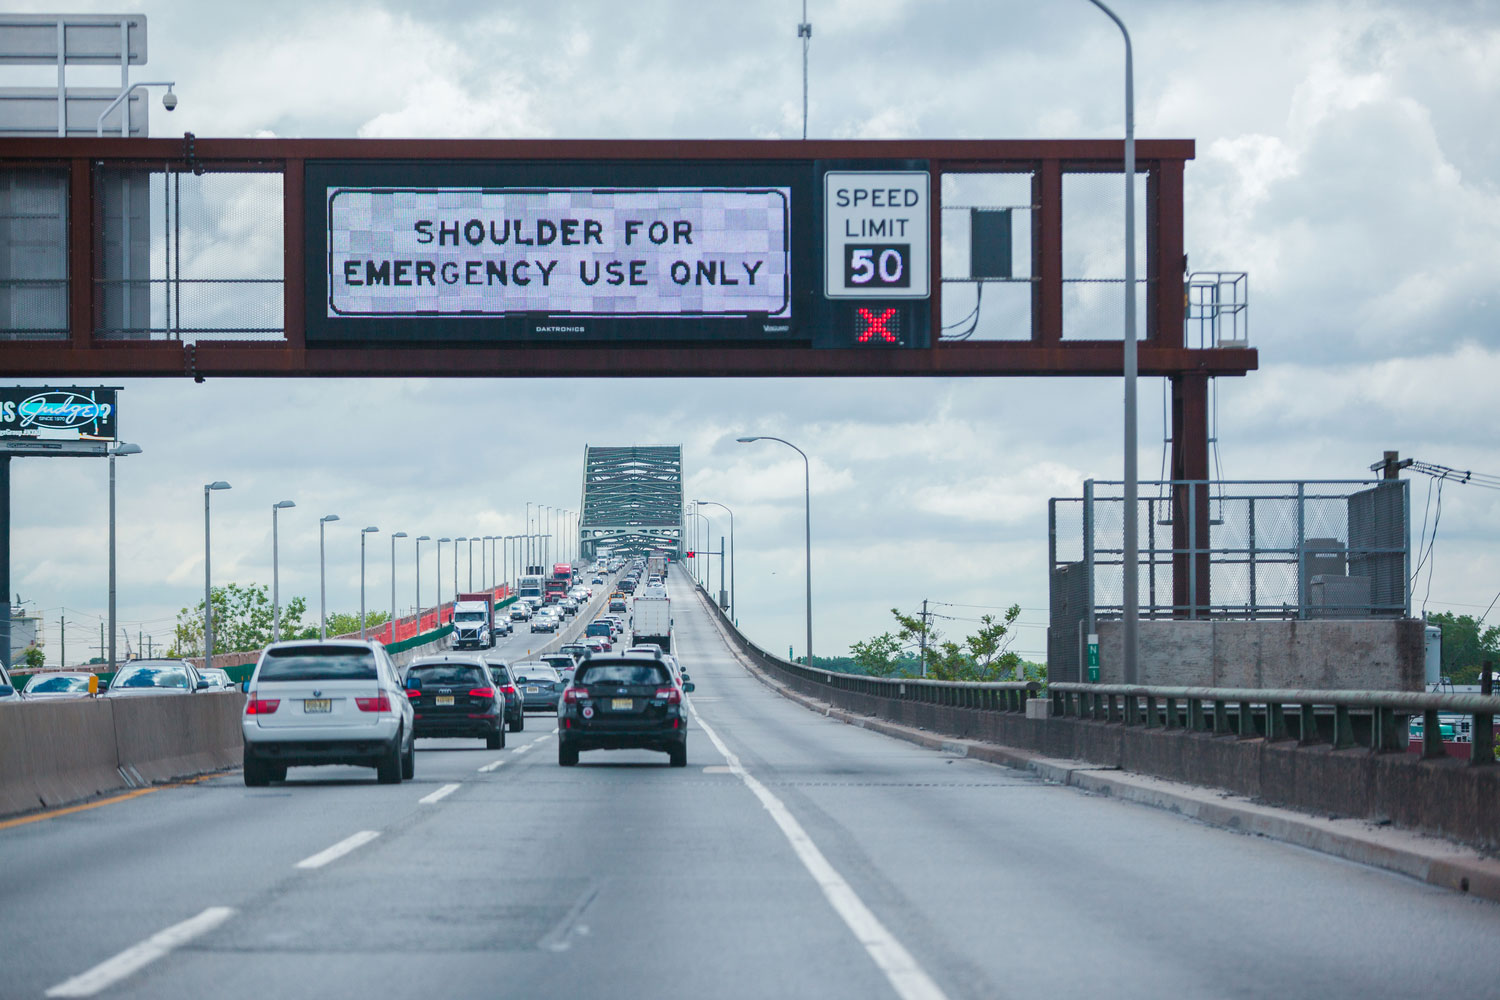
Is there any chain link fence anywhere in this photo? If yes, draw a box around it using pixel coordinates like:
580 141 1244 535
94 165 283 340
1050 480 1411 681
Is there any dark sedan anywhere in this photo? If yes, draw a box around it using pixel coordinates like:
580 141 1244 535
557 653 693 767
512 662 562 713
404 656 505 749
485 658 525 733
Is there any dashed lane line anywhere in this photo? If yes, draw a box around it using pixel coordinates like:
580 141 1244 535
45 906 236 998
418 782 461 805
478 759 507 772
294 830 380 870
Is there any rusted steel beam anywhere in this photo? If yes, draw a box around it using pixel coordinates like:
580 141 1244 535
0 340 1256 379
1 136 1196 164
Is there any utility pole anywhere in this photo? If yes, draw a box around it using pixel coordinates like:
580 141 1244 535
919 599 929 678
59 614 65 667
1371 450 1413 480
98 622 105 663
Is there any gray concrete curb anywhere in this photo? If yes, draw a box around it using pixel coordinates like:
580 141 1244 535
696 590 1500 906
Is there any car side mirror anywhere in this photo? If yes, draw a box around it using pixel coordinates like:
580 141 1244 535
683 682 695 693
407 676 423 691
680 672 691 681
241 680 251 694
197 678 211 690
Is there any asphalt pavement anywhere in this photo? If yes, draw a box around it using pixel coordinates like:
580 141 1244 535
4 566 1498 999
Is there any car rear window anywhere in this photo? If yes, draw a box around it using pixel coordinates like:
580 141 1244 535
407 664 487 686
259 646 378 682
577 663 669 686
27 675 87 693
513 665 559 683
115 666 190 688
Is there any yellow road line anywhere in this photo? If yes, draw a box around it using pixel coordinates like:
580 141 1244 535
0 774 218 832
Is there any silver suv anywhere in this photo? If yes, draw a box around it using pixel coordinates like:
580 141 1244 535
241 640 414 786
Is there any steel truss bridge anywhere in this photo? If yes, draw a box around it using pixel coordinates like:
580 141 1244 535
578 445 683 558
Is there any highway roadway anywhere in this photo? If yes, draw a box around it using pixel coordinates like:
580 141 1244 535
4 567 1498 999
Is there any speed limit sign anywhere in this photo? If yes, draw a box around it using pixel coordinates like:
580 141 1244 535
824 171 930 299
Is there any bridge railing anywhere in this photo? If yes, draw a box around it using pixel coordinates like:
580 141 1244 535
1050 683 1500 762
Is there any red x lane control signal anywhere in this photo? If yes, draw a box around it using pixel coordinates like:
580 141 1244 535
855 307 899 344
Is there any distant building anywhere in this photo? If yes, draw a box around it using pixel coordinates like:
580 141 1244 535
10 610 38 661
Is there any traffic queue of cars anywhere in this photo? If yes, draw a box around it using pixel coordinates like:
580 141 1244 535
234 555 694 781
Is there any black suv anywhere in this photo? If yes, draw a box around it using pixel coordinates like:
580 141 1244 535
404 656 505 749
557 653 694 767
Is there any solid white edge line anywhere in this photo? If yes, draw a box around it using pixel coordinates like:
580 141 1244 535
690 706 951 1000
419 782 460 805
294 830 381 870
45 906 236 998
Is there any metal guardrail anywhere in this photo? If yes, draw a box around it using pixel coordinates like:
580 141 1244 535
692 579 1039 710
1050 682 1500 762
692 575 1498 763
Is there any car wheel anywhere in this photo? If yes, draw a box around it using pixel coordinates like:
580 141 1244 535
559 742 579 767
401 734 416 780
243 748 271 787
268 764 288 783
376 731 404 784
668 741 687 768
486 728 503 750
514 712 526 732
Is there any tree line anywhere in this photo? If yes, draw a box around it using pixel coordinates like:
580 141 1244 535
169 583 390 657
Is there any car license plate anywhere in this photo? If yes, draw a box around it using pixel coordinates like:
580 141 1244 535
436 695 454 706
611 698 633 710
303 699 331 713
527 685 539 693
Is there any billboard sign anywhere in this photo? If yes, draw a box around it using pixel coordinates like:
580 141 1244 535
0 386 117 442
304 159 932 347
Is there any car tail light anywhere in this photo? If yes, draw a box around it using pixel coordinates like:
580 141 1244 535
500 684 517 696
468 687 495 699
655 686 682 705
245 697 280 715
563 687 589 704
356 694 392 712
406 689 421 699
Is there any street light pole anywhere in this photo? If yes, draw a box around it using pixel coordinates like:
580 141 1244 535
107 442 141 670
360 526 378 640
695 499 734 615
437 538 450 605
1086 0 1139 684
319 514 340 640
202 481 231 671
271 499 295 642
390 531 407 643
415 535 430 633
737 436 812 666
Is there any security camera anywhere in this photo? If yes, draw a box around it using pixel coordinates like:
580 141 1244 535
162 91 177 112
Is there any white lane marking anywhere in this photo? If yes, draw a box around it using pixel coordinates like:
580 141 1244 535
551 726 559 734
514 743 532 754
294 830 380 870
419 782 460 805
691 708 951 1000
478 759 507 772
45 906 236 997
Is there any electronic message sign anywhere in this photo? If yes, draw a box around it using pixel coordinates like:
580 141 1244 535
304 159 931 347
0 386 116 440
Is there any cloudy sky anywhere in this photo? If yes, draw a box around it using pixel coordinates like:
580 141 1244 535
5 0 1499 665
